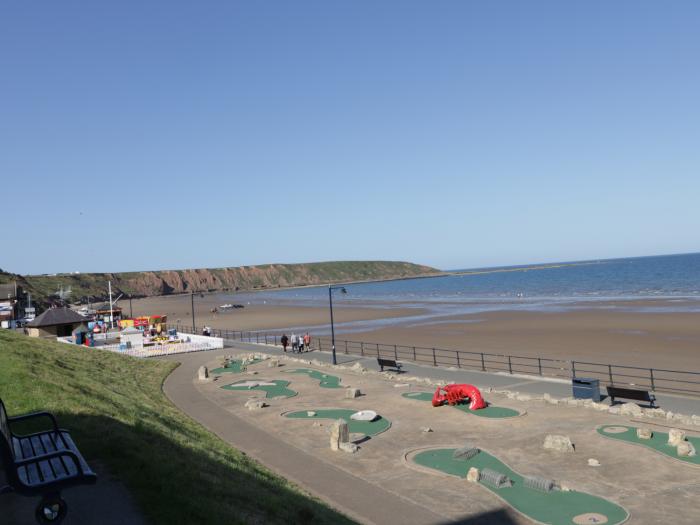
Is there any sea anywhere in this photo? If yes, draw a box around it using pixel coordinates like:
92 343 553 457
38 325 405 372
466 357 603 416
215 252 700 333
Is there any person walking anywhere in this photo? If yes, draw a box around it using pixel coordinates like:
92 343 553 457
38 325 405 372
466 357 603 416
281 333 289 352
291 333 298 353
303 332 311 352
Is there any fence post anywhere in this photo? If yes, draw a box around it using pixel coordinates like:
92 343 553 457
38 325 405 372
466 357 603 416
394 345 398 360
432 348 437 366
256 332 259 344
650 369 656 391
608 364 613 384
571 361 576 379
456 351 460 368
538 358 542 376
361 342 364 356
480 353 486 371
413 346 416 360
345 340 348 354
376 345 380 358
508 356 513 375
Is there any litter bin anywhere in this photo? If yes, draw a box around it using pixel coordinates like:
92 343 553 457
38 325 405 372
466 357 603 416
572 377 601 402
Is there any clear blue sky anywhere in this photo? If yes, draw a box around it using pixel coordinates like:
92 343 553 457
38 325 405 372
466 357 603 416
2 2 698 274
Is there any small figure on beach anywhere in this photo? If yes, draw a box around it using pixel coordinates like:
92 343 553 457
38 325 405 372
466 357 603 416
281 334 289 352
303 332 311 352
291 333 299 353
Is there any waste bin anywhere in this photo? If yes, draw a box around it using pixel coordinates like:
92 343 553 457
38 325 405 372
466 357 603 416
572 377 601 402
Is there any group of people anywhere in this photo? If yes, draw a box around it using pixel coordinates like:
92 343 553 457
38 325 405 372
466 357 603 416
281 332 311 353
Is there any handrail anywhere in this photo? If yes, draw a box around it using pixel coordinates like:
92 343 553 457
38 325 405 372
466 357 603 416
168 324 700 396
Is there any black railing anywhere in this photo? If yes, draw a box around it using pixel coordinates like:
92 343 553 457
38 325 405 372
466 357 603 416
168 324 700 396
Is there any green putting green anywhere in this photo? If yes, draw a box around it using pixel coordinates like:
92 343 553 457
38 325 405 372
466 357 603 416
210 358 262 375
221 379 297 398
597 425 700 466
401 391 521 419
284 368 342 388
285 409 390 437
413 448 629 525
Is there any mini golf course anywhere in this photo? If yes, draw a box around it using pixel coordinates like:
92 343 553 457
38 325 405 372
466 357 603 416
412 448 629 525
221 379 297 398
283 368 342 388
597 425 700 466
210 358 262 375
402 392 521 419
285 409 391 437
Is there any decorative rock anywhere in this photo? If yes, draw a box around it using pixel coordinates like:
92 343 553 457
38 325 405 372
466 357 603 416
677 441 696 457
394 383 410 388
668 428 686 446
619 403 643 417
307 411 317 417
637 428 653 440
466 467 480 483
268 359 279 368
345 388 362 399
312 421 323 427
351 363 367 373
608 407 621 415
339 442 358 454
420 426 433 433
244 399 266 410
643 408 666 419
516 394 532 402
591 402 609 411
197 366 209 381
330 419 350 451
587 458 601 467
543 434 575 453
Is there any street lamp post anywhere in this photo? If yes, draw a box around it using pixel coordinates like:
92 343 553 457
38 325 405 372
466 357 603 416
191 291 196 332
328 284 347 365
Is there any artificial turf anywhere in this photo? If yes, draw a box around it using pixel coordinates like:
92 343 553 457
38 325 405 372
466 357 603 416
596 425 700 466
285 409 391 437
283 368 343 388
414 448 629 525
221 379 298 398
401 391 521 418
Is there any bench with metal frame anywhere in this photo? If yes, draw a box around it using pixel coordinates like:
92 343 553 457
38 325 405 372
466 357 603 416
377 357 403 373
605 385 658 408
0 398 97 524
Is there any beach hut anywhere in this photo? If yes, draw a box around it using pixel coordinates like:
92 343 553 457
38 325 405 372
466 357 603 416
26 307 89 339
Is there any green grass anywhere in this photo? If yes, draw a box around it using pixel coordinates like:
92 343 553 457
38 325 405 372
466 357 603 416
283 369 343 388
414 448 629 525
401 391 522 418
285 409 391 437
0 330 355 525
597 425 700 466
221 379 298 398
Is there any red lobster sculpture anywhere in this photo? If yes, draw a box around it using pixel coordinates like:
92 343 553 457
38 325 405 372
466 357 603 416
432 384 487 410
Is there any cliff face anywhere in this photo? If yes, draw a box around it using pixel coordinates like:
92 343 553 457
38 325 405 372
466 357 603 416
22 261 440 304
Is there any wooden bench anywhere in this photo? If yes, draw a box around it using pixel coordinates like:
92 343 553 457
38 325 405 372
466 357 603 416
606 385 658 408
377 358 403 373
0 398 97 524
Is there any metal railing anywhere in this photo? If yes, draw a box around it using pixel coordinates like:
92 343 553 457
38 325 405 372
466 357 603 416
169 324 700 396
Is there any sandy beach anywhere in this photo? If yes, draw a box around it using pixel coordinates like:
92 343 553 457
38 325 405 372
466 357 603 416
121 294 700 372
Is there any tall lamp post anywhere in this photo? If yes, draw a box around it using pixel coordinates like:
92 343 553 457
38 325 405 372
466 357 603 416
191 291 196 332
328 284 347 365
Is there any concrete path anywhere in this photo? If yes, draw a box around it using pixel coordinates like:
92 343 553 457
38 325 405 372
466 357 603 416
1 462 148 525
226 341 700 416
162 349 446 525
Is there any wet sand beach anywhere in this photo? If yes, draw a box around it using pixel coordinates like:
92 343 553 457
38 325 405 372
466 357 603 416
122 294 700 372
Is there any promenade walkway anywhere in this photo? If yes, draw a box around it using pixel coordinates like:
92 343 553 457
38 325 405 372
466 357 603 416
228 341 700 416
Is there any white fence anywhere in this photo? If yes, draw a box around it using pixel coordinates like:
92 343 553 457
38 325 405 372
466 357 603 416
55 332 224 358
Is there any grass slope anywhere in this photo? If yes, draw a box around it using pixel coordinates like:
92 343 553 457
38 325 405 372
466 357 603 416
0 331 355 525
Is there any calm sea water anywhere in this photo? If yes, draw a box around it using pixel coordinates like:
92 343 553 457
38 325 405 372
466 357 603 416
216 253 700 332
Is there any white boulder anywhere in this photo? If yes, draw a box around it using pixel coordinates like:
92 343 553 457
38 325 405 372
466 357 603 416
543 434 575 453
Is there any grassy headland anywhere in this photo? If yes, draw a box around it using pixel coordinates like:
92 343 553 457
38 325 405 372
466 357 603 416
0 330 355 524
2 260 440 307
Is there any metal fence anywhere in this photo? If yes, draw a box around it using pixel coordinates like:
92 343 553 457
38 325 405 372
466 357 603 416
170 324 700 396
